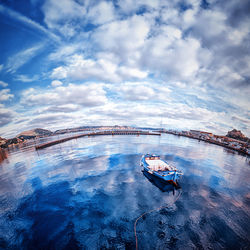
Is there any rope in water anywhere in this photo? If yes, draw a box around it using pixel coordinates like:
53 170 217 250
134 189 182 250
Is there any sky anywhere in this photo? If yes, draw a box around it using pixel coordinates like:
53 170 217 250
0 0 249 138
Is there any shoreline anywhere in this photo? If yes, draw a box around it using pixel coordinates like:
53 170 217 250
158 131 250 157
1 129 249 157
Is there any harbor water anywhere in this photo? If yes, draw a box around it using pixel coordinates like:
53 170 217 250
0 134 249 249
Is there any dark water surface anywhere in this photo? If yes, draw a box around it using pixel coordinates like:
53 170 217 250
0 134 249 249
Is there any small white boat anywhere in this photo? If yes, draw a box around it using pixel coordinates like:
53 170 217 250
141 154 183 186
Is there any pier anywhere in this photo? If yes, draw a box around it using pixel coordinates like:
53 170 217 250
35 130 161 150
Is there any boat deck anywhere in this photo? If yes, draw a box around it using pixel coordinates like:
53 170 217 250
145 159 172 171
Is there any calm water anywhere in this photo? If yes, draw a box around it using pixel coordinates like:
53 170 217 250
0 134 249 249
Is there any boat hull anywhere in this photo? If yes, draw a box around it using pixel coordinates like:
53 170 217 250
140 154 183 184
143 165 182 182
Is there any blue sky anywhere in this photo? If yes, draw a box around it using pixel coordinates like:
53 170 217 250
0 0 249 138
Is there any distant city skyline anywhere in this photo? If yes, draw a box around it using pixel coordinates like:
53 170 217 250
0 0 249 138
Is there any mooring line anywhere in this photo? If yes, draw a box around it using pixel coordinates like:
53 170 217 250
134 190 182 250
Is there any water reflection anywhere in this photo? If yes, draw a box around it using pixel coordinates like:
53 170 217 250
143 170 179 193
0 148 8 163
0 134 249 249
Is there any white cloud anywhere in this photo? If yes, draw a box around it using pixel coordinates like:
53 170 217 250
38 104 79 114
51 55 119 82
29 113 73 126
141 32 202 80
49 15 151 82
194 10 227 39
117 0 160 14
118 66 148 79
182 9 197 29
227 23 249 46
0 104 15 127
89 100 221 131
121 84 155 101
21 83 107 107
51 54 148 82
51 80 63 87
42 0 86 37
0 81 8 87
48 43 82 61
114 81 171 102
51 66 68 79
15 74 38 82
6 43 45 73
1 0 250 137
160 6 179 25
0 3 60 42
87 1 115 25
92 15 150 62
0 89 14 101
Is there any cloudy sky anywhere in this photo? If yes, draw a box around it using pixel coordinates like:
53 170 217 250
0 0 249 138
